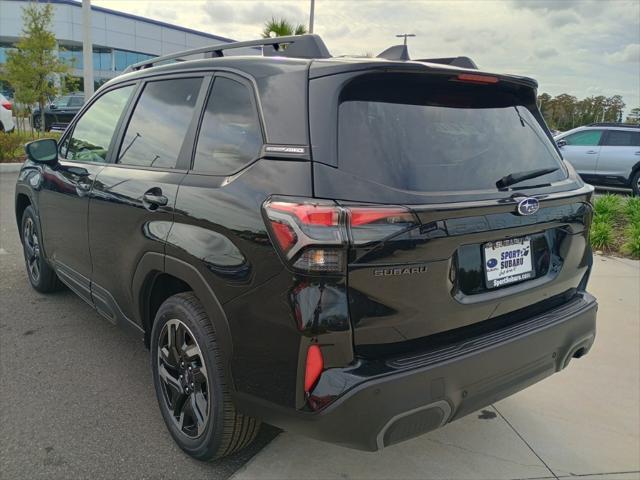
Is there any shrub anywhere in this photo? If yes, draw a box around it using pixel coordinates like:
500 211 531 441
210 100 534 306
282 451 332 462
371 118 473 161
593 193 623 222
623 221 640 258
0 132 26 163
624 197 640 224
0 131 62 163
590 219 614 250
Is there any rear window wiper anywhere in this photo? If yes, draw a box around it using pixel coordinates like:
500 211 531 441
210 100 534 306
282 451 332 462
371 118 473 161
496 167 559 190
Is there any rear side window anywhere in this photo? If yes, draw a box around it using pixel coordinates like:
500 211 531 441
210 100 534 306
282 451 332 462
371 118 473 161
337 74 566 193
118 77 202 169
192 77 262 175
63 85 134 163
603 130 640 147
564 130 602 146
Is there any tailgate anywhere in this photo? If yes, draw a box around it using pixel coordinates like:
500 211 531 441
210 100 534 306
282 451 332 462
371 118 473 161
344 193 593 356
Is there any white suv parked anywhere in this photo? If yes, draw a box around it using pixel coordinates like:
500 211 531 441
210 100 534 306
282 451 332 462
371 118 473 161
555 123 640 196
0 94 15 133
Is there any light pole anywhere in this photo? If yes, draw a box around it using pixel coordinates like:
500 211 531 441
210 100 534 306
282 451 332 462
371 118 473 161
82 0 94 97
309 0 315 34
395 33 415 45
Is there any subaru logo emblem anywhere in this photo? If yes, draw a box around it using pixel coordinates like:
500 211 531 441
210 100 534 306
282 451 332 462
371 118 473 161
517 197 539 216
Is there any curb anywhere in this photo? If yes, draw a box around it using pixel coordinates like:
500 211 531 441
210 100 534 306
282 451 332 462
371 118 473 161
0 162 23 173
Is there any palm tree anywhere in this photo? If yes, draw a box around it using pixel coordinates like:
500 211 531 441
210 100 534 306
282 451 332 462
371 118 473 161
261 17 307 38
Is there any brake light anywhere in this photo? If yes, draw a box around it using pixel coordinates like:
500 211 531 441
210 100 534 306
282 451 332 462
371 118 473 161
1 101 11 111
304 344 324 393
263 197 419 273
454 73 499 85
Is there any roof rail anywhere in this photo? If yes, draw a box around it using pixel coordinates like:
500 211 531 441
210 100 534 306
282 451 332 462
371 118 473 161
587 122 639 128
416 56 478 69
124 34 331 72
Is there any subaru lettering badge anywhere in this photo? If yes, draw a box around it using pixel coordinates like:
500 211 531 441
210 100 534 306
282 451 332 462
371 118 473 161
517 197 540 216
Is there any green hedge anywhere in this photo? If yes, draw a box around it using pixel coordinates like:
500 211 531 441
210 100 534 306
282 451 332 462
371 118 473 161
0 131 61 163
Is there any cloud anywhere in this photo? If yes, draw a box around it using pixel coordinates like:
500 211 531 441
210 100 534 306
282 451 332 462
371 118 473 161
534 47 559 59
607 43 640 64
547 10 580 28
93 0 640 113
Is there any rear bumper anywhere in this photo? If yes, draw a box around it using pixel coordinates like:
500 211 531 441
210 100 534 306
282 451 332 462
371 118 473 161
238 292 597 451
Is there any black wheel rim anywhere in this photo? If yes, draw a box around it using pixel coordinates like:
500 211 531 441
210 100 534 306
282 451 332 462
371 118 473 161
157 319 210 438
23 217 41 283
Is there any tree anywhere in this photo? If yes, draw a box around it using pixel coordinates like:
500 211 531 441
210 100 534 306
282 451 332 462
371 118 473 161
625 107 640 124
4 2 71 134
537 92 627 131
261 17 307 38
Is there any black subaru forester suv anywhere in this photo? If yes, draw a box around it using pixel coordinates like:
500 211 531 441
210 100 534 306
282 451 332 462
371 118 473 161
15 35 597 460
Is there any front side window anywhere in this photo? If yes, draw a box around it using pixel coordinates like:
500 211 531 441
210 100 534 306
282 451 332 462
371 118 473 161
117 78 202 169
63 85 134 163
603 130 640 147
192 77 263 175
564 130 603 146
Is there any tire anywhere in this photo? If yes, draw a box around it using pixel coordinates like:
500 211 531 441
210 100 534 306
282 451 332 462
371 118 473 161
151 292 260 460
20 206 63 293
632 170 640 197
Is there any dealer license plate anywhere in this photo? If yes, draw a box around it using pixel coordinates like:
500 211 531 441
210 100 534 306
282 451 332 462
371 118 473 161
483 237 533 288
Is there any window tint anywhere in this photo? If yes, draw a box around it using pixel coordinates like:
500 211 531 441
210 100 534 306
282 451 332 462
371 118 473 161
564 130 602 146
118 78 202 169
603 130 640 147
337 75 565 193
192 77 262 175
63 85 134 163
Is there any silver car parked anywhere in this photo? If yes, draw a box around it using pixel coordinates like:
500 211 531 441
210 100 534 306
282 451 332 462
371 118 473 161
555 123 640 196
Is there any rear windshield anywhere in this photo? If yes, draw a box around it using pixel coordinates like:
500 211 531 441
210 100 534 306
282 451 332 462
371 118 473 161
338 74 566 193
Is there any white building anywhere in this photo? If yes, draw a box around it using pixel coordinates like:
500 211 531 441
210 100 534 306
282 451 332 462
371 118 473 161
0 0 236 90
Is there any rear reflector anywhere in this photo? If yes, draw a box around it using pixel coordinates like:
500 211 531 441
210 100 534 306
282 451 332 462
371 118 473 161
304 344 324 393
455 73 499 84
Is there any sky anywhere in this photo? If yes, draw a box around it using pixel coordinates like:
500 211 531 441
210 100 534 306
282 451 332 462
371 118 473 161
94 0 640 112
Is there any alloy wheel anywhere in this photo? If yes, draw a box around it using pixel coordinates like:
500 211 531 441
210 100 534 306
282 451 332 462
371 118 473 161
23 217 41 283
157 319 210 438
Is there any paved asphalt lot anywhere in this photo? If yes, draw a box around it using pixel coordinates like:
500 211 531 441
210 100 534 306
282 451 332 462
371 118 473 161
1 168 639 480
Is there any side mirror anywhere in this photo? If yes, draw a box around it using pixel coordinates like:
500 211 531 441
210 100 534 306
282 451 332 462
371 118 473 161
25 138 58 164
556 139 567 148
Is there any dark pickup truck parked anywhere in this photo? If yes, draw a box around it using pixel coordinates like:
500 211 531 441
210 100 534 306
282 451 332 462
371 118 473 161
15 35 597 461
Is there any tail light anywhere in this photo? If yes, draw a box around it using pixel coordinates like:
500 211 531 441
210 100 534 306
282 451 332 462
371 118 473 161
453 73 499 85
263 197 419 274
1 101 11 111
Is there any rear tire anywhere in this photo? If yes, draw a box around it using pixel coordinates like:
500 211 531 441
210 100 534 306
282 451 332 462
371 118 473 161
151 292 260 461
20 206 63 293
631 171 640 197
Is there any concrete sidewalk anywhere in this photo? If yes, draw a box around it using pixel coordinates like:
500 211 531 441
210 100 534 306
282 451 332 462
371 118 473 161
231 256 640 480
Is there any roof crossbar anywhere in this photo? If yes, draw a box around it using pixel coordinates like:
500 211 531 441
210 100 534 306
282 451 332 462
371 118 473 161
124 34 331 72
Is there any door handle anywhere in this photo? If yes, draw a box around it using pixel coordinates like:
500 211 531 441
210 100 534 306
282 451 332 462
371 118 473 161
635 151 640 156
586 150 598 154
143 192 168 207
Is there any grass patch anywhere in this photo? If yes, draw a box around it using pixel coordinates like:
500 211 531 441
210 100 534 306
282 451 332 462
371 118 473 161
623 221 640 258
591 194 640 259
590 219 614 250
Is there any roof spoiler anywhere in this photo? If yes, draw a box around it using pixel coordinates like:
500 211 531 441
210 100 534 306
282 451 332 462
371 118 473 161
375 45 478 69
416 56 478 69
377 45 410 61
125 34 332 72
